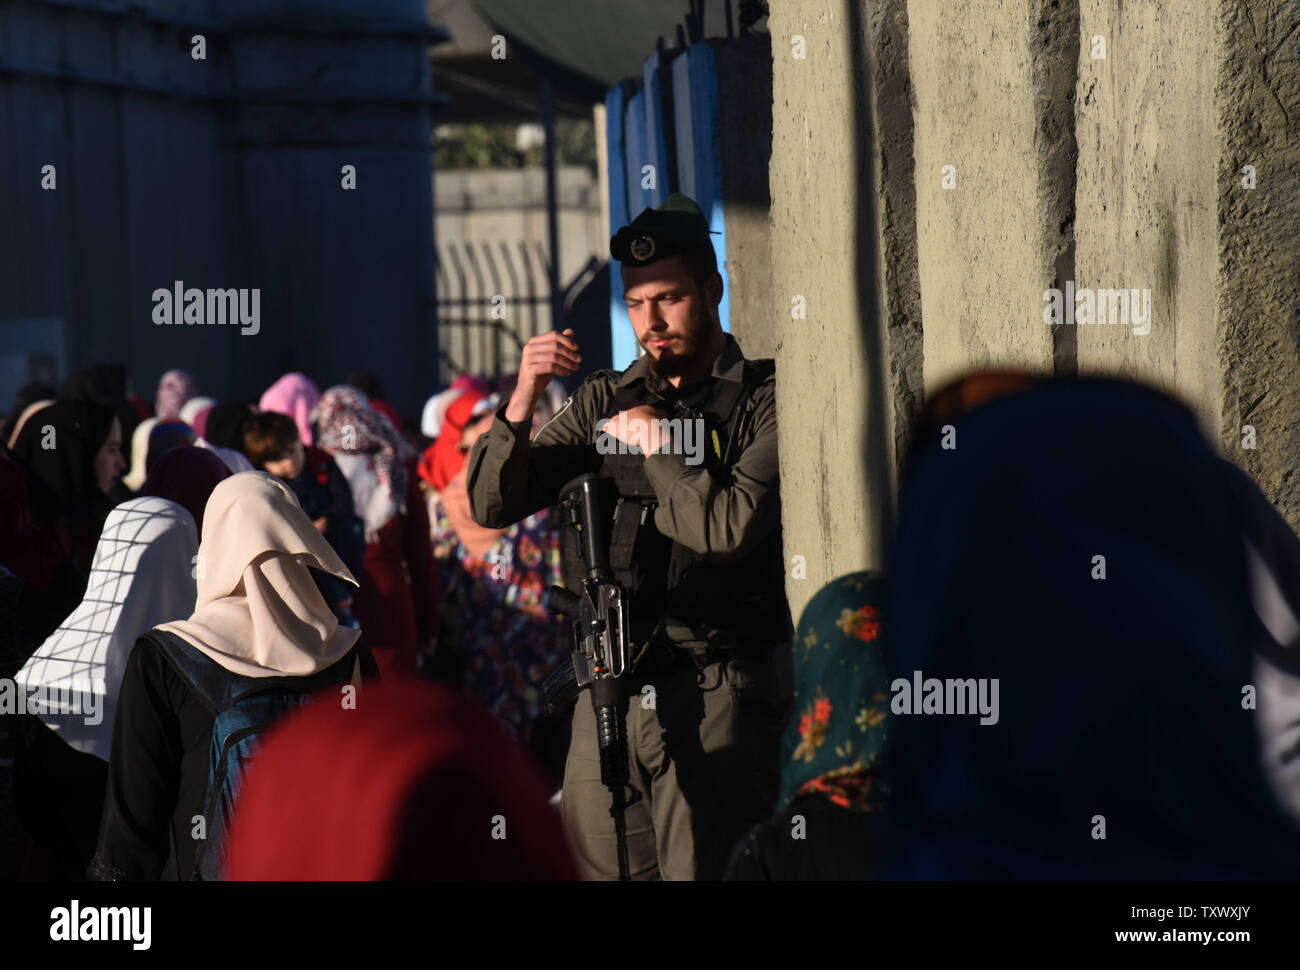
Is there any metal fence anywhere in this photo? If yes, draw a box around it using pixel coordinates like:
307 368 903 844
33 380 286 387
434 238 555 385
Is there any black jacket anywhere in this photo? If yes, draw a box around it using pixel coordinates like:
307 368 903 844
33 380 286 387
87 632 375 881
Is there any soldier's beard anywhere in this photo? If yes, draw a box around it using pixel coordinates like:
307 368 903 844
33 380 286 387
645 304 709 381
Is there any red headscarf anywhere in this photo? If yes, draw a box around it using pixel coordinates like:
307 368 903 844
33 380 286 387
417 391 488 494
225 680 577 880
139 445 231 534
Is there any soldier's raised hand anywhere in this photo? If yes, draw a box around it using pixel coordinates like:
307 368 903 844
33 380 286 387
506 328 582 423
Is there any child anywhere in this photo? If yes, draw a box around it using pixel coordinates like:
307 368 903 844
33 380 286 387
243 411 364 627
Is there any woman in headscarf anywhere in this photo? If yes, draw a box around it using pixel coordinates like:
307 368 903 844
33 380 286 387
86 472 375 881
138 445 232 534
419 390 568 756
420 374 492 442
193 400 254 473
725 570 888 880
153 369 197 422
1 380 56 449
882 375 1300 879
259 372 320 446
143 420 195 473
225 680 578 880
60 363 140 448
121 416 158 491
417 390 495 499
316 386 436 678
10 399 127 575
4 396 55 453
16 497 199 759
345 369 402 432
179 395 216 436
8 498 199 878
0 453 84 668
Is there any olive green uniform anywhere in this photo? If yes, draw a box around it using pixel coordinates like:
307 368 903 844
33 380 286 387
467 334 792 880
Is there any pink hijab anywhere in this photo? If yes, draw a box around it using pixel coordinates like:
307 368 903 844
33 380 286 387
259 373 320 446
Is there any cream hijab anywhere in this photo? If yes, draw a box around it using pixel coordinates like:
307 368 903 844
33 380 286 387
157 471 360 678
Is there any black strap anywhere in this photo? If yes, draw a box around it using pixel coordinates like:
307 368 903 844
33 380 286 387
722 359 775 466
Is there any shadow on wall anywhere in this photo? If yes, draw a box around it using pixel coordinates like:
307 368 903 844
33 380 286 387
848 0 896 560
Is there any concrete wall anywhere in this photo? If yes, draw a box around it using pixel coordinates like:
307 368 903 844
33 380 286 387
767 0 1300 624
909 0 1075 391
1074 1 1221 430
1216 1 1300 524
768 1 897 624
1074 0 1300 522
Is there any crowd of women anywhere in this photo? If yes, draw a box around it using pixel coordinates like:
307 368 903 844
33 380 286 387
3 364 1300 879
0 364 573 878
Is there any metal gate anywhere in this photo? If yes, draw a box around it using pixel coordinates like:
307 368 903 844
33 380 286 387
434 238 553 385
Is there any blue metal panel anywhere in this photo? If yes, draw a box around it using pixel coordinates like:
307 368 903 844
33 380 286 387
623 89 648 215
604 81 637 372
671 50 696 200
685 42 729 333
641 50 673 207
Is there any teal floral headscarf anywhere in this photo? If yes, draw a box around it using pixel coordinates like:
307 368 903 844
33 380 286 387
778 570 890 812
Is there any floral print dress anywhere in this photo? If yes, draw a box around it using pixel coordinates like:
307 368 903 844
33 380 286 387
430 496 568 741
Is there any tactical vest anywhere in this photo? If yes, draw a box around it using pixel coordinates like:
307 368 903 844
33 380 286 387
558 358 792 657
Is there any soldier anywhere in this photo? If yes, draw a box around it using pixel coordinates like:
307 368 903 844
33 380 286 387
466 193 792 880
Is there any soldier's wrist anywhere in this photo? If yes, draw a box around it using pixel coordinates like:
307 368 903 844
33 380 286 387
504 385 539 425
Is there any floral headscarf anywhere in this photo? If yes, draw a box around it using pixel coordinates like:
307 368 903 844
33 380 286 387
316 385 415 503
780 570 890 813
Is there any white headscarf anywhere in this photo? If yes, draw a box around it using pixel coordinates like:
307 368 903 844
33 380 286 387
15 497 199 760
123 417 159 491
157 471 360 678
180 395 217 426
421 387 463 439
194 436 255 474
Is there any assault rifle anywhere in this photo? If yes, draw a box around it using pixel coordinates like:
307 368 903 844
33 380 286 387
547 473 639 881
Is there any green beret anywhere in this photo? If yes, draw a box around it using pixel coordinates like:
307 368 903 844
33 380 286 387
610 193 714 267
